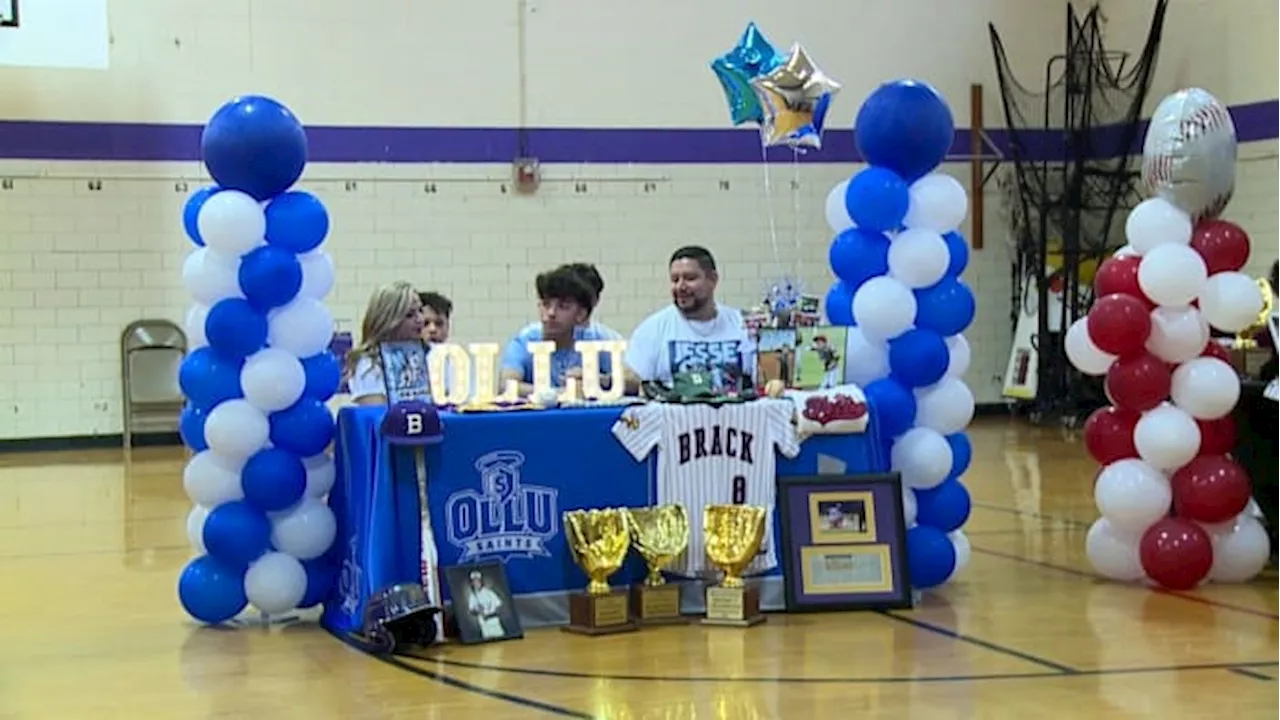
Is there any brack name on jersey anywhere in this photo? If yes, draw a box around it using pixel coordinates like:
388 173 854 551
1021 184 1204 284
677 425 755 465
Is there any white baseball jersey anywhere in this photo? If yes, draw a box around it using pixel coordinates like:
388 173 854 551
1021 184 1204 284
612 400 800 577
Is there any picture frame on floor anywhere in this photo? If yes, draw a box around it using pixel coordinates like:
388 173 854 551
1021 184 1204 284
443 561 525 645
777 473 912 612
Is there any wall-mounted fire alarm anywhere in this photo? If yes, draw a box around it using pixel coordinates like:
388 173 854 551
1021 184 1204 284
512 157 540 194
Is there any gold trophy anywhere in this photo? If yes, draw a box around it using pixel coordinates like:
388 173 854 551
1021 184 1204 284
701 505 768 627
626 505 690 625
562 508 638 635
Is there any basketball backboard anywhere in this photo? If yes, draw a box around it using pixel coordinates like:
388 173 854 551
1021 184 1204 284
0 1 17 28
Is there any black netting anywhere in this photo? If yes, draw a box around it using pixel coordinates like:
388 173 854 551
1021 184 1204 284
989 1 1167 422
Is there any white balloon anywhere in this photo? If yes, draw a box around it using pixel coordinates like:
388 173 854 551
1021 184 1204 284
915 378 975 435
298 250 335 301
1093 459 1172 534
1145 305 1209 364
303 453 336 498
185 304 210 350
1208 515 1270 583
1198 271 1265 333
1133 404 1201 471
887 229 949 289
948 529 972 574
842 327 890 386
890 427 953 490
824 180 854 233
1065 317 1117 376
1124 197 1193 255
1138 244 1207 307
241 348 306 413
182 248 244 305
944 335 971 380
1085 517 1146 581
182 451 245 507
268 297 336 358
902 485 918 527
244 551 308 614
1170 357 1240 420
204 399 270 461
270 497 337 560
852 277 917 341
197 190 266 257
904 173 968 233
187 505 211 554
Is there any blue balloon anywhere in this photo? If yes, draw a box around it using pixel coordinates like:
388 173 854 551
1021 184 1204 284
709 22 784 126
844 167 909 233
863 378 916 438
301 351 342 401
828 228 890 290
946 432 972 477
298 559 338 609
270 398 335 457
943 231 969 277
178 555 248 624
205 298 269 361
855 80 955 182
203 501 271 569
182 186 219 246
238 246 302 312
906 525 957 589
915 278 976 336
242 448 307 512
179 403 209 452
915 479 972 533
887 328 949 389
265 191 330 254
179 347 244 408
824 281 855 326
201 95 308 201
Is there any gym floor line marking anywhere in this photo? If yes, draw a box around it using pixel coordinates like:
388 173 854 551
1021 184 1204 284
876 610 1079 673
1228 666 1275 681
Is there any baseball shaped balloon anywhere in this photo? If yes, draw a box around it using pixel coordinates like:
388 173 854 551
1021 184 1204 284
1141 88 1238 221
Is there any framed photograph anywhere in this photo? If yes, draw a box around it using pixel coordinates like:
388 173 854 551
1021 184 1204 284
756 328 799 387
379 340 432 405
777 473 912 612
794 326 847 390
443 561 524 645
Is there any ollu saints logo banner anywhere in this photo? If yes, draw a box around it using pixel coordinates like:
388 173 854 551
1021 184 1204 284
445 450 559 561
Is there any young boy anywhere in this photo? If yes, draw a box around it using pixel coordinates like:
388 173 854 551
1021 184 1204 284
810 335 841 389
418 291 453 343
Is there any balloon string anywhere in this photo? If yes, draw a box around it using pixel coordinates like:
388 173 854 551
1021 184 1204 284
759 142 783 275
791 147 803 286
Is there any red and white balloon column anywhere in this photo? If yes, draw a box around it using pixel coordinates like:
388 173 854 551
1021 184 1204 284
1067 88 1269 590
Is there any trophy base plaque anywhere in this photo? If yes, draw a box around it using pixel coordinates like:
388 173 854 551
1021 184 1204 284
631 583 688 625
701 584 766 627
563 590 638 636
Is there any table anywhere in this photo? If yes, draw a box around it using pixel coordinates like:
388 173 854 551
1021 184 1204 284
321 403 886 634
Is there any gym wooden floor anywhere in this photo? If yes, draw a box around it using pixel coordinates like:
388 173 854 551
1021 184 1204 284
0 418 1275 719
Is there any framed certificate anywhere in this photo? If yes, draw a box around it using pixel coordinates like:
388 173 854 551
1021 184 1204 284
777 473 912 612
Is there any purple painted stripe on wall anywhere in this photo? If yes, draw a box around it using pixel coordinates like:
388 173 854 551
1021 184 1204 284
0 100 1273 165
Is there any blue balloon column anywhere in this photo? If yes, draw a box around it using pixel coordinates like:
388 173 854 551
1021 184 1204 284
177 95 341 624
822 80 976 590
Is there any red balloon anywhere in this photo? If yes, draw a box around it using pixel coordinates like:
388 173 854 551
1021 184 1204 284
1170 455 1251 523
1201 341 1231 363
1094 256 1153 308
1190 219 1251 275
1083 406 1140 465
1105 353 1172 412
1087 294 1153 358
1139 518 1214 590
1196 415 1238 455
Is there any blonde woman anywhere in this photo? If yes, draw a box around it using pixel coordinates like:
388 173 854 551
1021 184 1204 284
345 281 426 405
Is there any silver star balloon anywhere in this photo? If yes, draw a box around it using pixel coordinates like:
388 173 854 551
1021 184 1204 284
750 43 841 149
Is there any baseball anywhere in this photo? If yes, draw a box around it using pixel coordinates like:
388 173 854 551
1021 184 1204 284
1141 87 1237 221
533 388 559 407
764 379 787 398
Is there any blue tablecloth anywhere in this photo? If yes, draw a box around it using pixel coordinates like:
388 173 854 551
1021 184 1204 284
322 404 885 633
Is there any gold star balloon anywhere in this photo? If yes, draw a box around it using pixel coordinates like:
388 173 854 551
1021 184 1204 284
750 43 841 150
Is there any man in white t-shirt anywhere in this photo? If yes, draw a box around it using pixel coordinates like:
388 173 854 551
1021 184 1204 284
624 246 756 394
